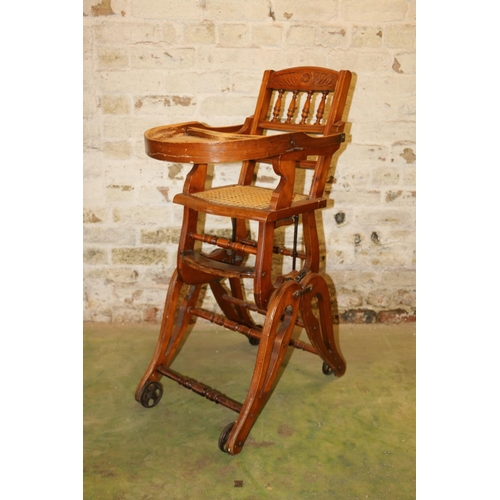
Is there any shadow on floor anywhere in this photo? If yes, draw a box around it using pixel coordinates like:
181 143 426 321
84 322 415 499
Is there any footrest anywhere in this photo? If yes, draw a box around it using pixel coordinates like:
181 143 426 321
180 251 255 279
156 366 243 414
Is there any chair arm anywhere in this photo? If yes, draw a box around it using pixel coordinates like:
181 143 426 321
329 121 346 133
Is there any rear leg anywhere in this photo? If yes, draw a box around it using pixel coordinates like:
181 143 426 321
299 272 346 377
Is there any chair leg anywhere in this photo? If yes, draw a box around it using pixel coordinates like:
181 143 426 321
299 272 346 377
135 269 202 407
219 279 301 455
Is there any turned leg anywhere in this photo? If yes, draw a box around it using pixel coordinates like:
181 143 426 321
220 280 301 455
135 269 202 406
299 272 346 377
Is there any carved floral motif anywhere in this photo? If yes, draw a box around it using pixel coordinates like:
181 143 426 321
269 68 338 90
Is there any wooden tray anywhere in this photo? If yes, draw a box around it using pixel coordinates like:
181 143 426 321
144 121 345 163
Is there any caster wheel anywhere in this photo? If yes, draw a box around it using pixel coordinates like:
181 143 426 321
248 335 260 346
322 361 334 376
139 381 163 408
218 422 235 453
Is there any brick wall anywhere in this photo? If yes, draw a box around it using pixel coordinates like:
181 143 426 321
83 0 416 323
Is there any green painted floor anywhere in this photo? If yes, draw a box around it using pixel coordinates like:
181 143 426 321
84 322 415 499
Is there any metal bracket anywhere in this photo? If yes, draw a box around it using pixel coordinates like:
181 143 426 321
293 285 313 298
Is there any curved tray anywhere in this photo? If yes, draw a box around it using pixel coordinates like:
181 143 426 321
144 122 344 163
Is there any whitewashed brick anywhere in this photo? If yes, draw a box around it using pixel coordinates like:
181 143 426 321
401 167 416 187
392 52 416 74
200 96 256 117
84 120 101 149
84 226 137 245
197 47 264 69
355 207 415 228
330 270 380 287
98 70 164 93
104 268 140 284
336 288 363 308
317 27 349 48
205 0 269 21
351 26 383 48
164 71 231 93
83 179 106 206
133 95 196 115
106 183 136 203
101 95 130 114
384 24 416 50
273 0 339 22
391 141 416 166
338 144 391 169
103 116 172 140
342 0 408 22
83 24 93 57
406 0 416 21
371 167 400 185
218 24 250 47
381 270 416 287
103 141 132 159
231 72 264 93
286 25 316 45
328 50 393 75
129 47 195 69
112 206 172 225
355 244 410 267
332 189 382 207
97 47 128 69
84 207 108 224
334 162 372 187
184 22 216 44
351 121 415 145
84 151 104 179
260 49 300 69
84 247 108 264
137 185 173 204
383 189 416 206
163 24 177 43
252 25 283 46
94 22 164 44
351 76 416 121
83 87 99 118
131 0 202 19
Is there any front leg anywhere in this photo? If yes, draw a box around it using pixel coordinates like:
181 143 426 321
221 280 302 455
135 270 202 406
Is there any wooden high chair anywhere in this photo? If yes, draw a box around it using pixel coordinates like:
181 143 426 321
135 66 352 455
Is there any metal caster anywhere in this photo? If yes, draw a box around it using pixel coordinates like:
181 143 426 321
139 381 163 408
322 361 334 376
218 422 235 453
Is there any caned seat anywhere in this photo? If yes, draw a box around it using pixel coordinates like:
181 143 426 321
191 185 308 210
135 66 352 455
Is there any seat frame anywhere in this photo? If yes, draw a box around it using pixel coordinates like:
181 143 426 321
135 66 352 455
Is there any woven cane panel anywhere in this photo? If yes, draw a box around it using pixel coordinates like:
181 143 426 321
191 185 308 209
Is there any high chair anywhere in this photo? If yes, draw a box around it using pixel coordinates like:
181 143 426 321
135 66 352 455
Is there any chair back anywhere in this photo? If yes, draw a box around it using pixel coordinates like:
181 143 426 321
246 66 352 199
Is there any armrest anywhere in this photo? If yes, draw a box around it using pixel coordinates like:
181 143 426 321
329 121 346 133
